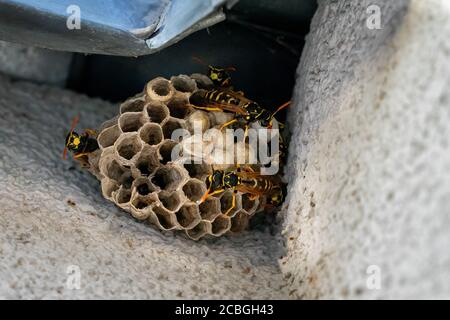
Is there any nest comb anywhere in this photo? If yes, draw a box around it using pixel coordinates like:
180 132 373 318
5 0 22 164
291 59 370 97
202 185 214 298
87 74 269 240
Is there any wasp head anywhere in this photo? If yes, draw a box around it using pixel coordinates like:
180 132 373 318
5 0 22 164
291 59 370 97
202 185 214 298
66 131 83 152
207 65 234 87
267 185 287 207
63 116 82 159
257 109 273 128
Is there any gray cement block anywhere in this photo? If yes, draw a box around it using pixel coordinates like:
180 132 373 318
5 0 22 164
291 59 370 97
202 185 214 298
0 41 72 86
282 0 450 299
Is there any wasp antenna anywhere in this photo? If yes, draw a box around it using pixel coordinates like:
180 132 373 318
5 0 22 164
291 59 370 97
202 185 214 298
69 115 80 133
267 102 290 129
272 101 291 118
192 55 208 66
63 146 68 160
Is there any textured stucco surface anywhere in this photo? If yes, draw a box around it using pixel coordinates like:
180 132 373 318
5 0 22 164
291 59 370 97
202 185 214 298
0 75 287 299
281 0 450 299
0 41 72 86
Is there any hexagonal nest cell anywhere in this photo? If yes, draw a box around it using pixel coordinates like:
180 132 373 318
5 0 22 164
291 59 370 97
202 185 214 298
89 74 283 240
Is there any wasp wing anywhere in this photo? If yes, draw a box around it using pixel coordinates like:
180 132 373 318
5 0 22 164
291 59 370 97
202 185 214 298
189 90 248 115
235 184 267 197
237 170 283 184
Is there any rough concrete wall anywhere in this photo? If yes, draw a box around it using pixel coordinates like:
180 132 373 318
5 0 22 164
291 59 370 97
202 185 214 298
0 41 72 86
0 75 287 299
282 0 450 299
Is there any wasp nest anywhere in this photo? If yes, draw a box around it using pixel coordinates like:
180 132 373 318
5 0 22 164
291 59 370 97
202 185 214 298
88 75 264 240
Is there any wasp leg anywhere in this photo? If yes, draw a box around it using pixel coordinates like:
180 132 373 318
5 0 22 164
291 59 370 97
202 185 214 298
73 154 91 168
84 129 97 136
219 118 238 131
224 190 237 216
73 152 90 159
187 104 223 112
200 188 225 204
221 79 232 87
210 189 225 197
243 124 249 143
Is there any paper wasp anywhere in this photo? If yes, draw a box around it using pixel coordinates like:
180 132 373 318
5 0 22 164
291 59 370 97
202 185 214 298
189 89 290 161
192 56 236 88
189 89 290 131
191 57 289 132
267 184 287 207
63 116 99 168
198 166 286 215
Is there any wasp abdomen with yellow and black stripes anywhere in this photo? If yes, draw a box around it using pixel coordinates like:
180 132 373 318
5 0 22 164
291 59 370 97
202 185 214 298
189 89 250 114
